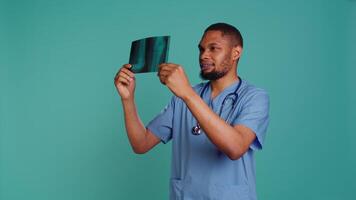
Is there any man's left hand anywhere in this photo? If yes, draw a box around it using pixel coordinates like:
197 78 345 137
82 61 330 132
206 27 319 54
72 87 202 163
158 63 193 99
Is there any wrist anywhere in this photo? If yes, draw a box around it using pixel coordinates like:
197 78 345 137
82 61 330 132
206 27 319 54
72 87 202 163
121 96 135 104
181 87 196 102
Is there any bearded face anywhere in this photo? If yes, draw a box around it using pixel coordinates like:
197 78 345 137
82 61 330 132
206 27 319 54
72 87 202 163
198 31 236 81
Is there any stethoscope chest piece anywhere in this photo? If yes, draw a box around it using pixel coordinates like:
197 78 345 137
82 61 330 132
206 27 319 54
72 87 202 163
192 124 202 135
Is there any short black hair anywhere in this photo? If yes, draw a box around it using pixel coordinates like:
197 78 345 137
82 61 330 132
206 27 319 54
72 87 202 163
204 22 243 48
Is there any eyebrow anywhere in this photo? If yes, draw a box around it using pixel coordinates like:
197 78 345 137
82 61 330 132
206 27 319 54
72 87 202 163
198 42 221 49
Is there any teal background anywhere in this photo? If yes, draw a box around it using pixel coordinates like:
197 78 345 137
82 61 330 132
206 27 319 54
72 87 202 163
1 0 355 199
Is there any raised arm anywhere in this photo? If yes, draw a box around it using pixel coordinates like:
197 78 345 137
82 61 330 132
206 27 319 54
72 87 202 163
114 64 160 154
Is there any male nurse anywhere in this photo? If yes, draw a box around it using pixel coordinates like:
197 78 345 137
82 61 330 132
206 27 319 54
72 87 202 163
114 22 270 200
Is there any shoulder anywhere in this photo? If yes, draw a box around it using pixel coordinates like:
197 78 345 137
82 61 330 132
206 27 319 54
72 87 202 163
240 79 269 104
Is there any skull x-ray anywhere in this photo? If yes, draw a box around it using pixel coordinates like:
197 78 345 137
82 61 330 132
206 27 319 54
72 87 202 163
129 36 170 73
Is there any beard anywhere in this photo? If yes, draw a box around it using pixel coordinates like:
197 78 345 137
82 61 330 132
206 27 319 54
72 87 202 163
199 52 234 80
200 59 232 80
200 67 229 80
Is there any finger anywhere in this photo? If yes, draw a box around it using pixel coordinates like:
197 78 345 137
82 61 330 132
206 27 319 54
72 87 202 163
158 75 166 85
157 69 169 83
158 67 179 80
116 64 131 75
114 69 130 81
121 68 135 79
157 70 172 82
159 63 172 71
114 73 129 84
117 71 133 82
160 63 182 70
160 63 176 67
159 66 175 72
117 76 130 86
159 66 177 75
159 63 175 69
159 72 174 85
158 70 171 78
123 64 133 69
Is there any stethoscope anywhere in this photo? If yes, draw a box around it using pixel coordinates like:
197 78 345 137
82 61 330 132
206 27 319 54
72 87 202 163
192 77 242 135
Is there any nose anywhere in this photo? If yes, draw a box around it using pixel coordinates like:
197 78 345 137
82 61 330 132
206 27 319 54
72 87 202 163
199 49 210 61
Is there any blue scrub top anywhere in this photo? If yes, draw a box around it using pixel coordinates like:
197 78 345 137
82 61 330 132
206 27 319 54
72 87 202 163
147 79 270 200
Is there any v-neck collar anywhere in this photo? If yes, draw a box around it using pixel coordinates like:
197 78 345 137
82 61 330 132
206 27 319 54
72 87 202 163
203 79 242 111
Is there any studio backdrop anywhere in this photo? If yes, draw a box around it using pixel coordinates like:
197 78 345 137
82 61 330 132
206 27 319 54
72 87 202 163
1 0 355 199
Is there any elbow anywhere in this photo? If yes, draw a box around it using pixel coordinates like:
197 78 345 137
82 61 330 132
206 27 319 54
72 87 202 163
227 151 242 160
132 146 148 154
225 146 244 160
224 138 250 160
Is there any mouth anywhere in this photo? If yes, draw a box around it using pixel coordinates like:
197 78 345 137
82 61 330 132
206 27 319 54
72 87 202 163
200 62 214 71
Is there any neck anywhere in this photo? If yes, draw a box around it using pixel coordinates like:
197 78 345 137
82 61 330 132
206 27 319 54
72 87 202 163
210 73 239 99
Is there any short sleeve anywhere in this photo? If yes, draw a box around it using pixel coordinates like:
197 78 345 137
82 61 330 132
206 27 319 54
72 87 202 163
232 90 270 151
146 96 175 144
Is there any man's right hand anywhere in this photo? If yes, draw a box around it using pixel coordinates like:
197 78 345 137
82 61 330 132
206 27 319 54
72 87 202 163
114 64 135 100
114 64 160 154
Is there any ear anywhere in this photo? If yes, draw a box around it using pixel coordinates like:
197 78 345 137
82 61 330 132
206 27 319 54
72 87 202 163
232 45 242 61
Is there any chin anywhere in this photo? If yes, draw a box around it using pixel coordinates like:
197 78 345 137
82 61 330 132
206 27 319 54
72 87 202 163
200 70 228 81
200 72 218 81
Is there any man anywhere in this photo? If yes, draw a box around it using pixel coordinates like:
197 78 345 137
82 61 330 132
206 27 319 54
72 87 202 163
114 23 269 200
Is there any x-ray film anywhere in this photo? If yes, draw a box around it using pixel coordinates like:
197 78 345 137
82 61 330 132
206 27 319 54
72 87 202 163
129 36 170 73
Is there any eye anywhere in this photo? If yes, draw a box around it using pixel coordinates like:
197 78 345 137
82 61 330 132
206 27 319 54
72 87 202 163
210 46 220 51
198 46 204 52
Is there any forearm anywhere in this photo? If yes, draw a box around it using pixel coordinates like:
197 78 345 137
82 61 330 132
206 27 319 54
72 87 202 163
182 91 244 159
121 98 148 152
